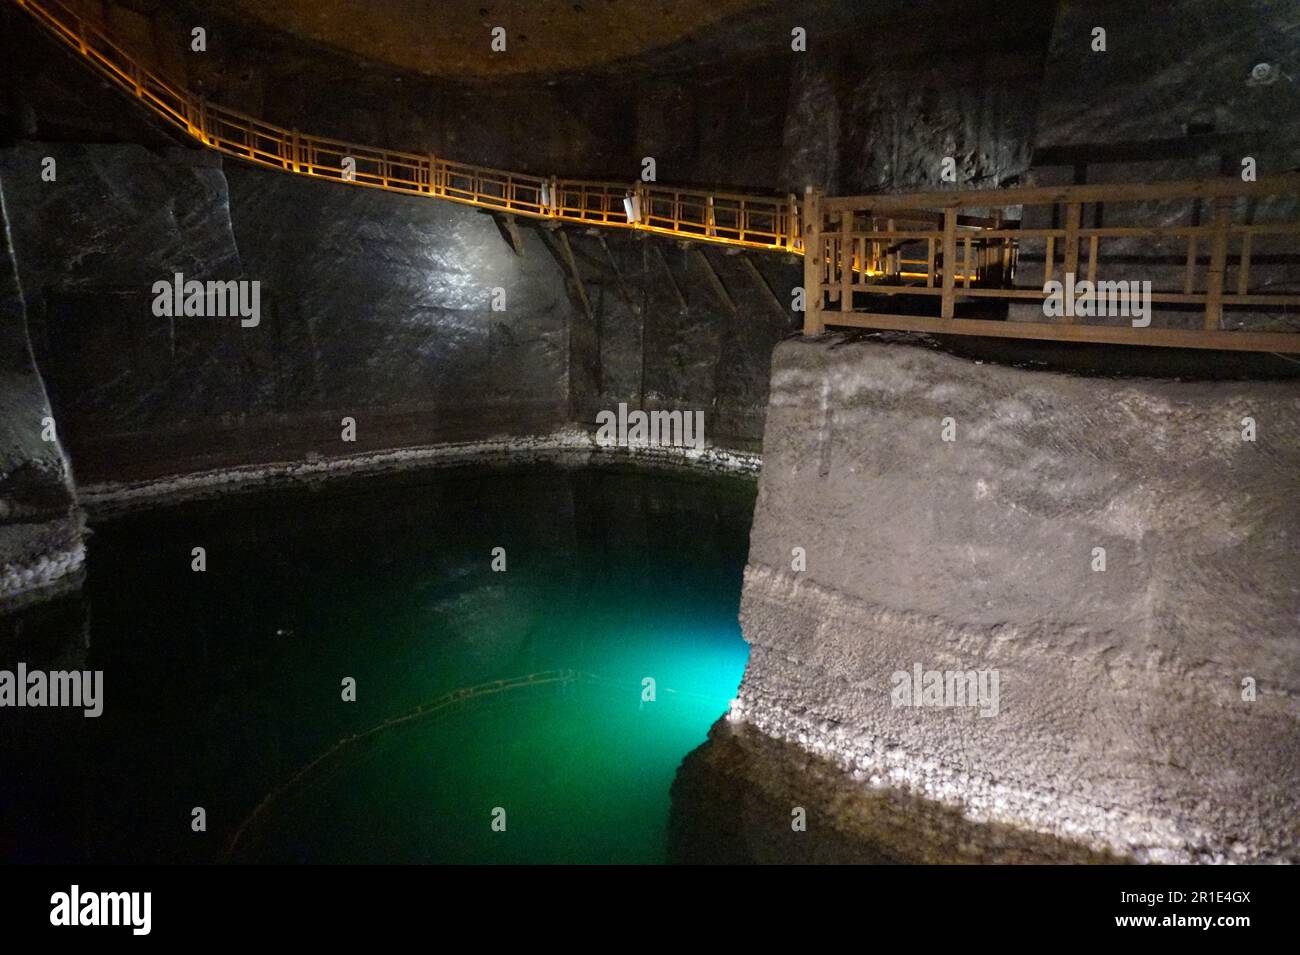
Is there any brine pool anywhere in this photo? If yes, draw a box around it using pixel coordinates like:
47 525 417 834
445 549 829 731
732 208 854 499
0 465 755 864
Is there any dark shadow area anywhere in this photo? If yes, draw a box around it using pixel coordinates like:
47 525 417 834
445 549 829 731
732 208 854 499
669 718 1130 865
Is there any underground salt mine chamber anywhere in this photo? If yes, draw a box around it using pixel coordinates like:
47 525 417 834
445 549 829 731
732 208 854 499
0 0 1297 875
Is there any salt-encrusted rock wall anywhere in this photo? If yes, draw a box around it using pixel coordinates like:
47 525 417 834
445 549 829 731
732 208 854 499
0 184 84 608
731 336 1300 863
562 238 800 453
0 137 794 485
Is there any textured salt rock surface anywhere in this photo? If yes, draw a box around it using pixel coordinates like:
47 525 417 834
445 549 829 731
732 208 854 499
0 177 84 608
669 718 1121 864
732 336 1300 863
79 430 760 518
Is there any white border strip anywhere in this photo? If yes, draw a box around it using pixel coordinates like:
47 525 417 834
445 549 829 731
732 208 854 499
78 429 761 517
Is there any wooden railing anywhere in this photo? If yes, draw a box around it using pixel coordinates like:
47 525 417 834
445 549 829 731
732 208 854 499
17 0 1300 352
803 179 1300 352
12 0 800 252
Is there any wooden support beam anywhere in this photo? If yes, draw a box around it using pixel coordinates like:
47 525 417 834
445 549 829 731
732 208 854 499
652 244 687 312
493 213 524 256
740 254 788 322
1205 197 1231 330
840 211 853 311
692 247 737 315
1237 232 1253 296
821 173 1300 213
554 230 594 325
597 234 636 310
818 311 1300 353
940 207 958 319
1062 202 1081 279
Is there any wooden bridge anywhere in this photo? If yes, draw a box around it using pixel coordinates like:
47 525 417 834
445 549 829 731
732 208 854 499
14 0 1300 353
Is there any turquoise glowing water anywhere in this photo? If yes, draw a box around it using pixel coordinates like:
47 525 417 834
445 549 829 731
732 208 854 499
0 466 754 864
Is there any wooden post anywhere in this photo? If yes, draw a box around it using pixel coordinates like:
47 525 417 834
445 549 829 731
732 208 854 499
741 255 787 322
1237 231 1253 296
637 181 650 231
940 206 958 319
1062 203 1081 273
1061 202 1081 322
1184 234 1198 294
1205 197 1231 330
840 211 853 312
802 188 823 335
886 218 896 277
556 231 595 326
786 193 798 252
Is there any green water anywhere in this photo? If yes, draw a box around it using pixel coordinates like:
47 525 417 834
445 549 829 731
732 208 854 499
0 466 755 864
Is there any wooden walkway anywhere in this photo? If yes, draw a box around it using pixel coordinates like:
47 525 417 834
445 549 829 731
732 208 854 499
14 0 1300 352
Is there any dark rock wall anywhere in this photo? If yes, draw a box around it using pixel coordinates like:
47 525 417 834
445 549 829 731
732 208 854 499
783 4 1055 195
1033 0 1300 165
0 134 795 482
0 178 83 605
2 142 247 482
3 0 1055 196
1 142 575 483
224 167 572 447
563 235 800 450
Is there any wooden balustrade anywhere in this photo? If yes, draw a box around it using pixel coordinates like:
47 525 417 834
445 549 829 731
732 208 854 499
804 178 1300 352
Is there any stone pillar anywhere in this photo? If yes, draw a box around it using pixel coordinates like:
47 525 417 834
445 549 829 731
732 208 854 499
733 337 1300 863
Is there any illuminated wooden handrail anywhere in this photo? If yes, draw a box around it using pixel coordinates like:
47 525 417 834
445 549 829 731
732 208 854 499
12 0 798 252
803 177 1300 352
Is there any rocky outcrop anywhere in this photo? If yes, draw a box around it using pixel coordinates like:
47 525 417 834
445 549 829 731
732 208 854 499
731 336 1300 863
0 179 83 608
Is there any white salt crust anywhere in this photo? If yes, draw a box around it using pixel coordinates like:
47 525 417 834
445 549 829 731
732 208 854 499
77 429 761 518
